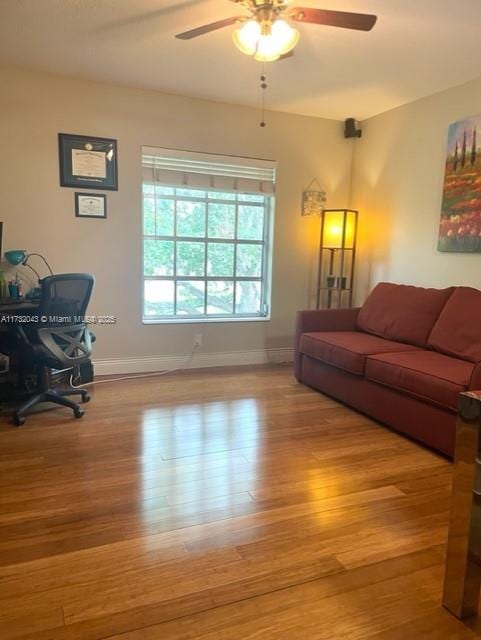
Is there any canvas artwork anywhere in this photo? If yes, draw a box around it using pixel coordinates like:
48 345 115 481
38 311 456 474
439 114 481 252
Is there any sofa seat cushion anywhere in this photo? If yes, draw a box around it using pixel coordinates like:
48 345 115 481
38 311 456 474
299 331 420 376
365 350 473 411
428 287 481 363
357 282 454 347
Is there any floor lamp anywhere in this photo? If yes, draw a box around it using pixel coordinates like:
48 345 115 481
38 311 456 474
316 209 358 309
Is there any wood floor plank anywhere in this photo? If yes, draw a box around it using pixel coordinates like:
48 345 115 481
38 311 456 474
0 364 471 639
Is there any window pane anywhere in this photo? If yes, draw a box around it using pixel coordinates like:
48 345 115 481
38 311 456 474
154 185 174 196
236 244 263 277
176 188 205 198
144 239 174 276
143 197 155 235
144 280 174 317
177 281 205 315
237 205 264 241
207 281 234 315
239 194 264 203
177 242 205 277
208 203 235 239
143 183 155 196
155 198 174 236
177 201 206 237
208 191 236 201
235 281 261 314
207 243 234 277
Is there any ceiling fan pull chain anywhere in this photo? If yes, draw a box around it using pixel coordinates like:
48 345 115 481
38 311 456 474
260 65 267 128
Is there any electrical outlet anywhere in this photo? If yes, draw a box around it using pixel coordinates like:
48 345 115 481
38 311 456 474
194 334 202 347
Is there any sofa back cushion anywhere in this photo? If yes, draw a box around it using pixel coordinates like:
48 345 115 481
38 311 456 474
428 287 481 362
357 282 454 347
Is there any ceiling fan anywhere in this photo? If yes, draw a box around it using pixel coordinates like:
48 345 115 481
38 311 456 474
175 0 377 62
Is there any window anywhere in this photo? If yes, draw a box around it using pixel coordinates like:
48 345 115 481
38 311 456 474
142 148 275 322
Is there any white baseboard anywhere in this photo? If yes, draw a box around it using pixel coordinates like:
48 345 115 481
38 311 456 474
93 347 294 376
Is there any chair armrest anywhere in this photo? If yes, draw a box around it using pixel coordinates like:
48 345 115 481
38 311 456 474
469 361 481 392
294 307 361 381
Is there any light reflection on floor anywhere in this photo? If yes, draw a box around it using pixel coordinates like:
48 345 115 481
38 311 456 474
140 398 260 526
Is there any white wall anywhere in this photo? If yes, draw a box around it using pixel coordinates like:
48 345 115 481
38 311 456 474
352 76 481 304
0 65 353 365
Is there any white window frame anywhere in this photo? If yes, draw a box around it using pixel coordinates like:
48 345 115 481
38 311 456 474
142 185 274 324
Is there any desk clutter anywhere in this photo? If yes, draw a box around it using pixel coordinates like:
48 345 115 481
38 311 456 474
0 273 24 299
0 249 52 302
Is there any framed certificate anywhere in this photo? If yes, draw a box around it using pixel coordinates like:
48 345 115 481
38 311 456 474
75 193 107 219
59 133 118 190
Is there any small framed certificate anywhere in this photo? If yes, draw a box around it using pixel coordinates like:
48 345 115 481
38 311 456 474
75 193 107 219
59 133 118 190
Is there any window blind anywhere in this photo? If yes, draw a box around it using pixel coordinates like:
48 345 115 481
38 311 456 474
142 146 276 195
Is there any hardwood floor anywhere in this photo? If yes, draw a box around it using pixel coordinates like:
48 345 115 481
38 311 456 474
0 364 479 639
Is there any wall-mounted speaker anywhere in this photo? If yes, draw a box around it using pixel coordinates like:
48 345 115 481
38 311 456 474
344 118 362 139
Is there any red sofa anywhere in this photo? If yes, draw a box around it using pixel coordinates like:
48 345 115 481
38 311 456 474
294 283 481 457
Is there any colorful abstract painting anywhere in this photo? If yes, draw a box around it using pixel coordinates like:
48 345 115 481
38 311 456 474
439 115 481 252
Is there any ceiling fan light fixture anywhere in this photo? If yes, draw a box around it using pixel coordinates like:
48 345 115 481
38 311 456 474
233 16 299 62
232 19 261 56
254 33 282 62
270 18 299 54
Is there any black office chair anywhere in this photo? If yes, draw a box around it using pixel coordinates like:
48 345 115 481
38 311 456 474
13 274 95 426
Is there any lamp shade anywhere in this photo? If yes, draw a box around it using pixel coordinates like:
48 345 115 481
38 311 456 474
5 250 27 266
321 210 357 249
232 20 260 56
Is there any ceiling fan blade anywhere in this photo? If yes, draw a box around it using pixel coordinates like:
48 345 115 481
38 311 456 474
175 16 244 40
287 7 377 31
278 50 294 61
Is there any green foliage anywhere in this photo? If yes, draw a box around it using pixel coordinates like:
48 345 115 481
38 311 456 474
236 244 262 277
177 201 206 237
208 204 235 238
143 198 174 236
238 205 264 240
143 239 173 276
177 242 205 277
207 243 234 277
143 198 155 235
157 199 174 235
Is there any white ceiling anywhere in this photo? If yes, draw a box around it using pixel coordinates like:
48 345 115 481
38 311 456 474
1 0 481 120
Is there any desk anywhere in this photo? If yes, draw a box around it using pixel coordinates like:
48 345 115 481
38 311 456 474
0 299 40 314
0 299 40 341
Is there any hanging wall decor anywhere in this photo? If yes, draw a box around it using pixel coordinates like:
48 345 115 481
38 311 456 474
59 133 118 191
301 178 326 217
75 193 107 219
439 114 481 252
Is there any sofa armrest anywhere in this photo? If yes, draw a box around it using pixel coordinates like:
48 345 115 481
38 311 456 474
469 361 481 392
294 307 361 381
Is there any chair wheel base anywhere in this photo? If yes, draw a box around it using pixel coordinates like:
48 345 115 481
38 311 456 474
14 415 26 427
74 408 85 419
81 392 90 403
